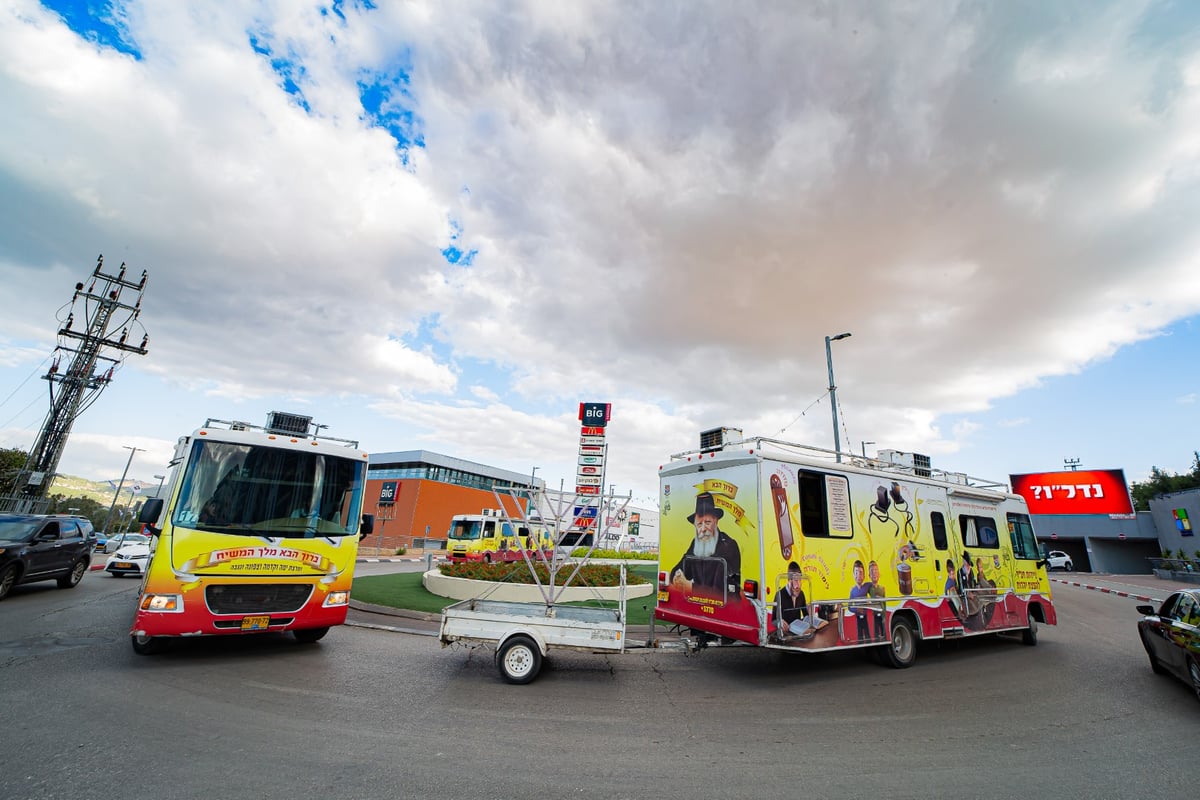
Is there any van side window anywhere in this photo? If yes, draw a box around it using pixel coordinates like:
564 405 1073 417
958 514 1000 549
1007 513 1039 560
931 512 947 550
797 471 852 539
483 521 495 538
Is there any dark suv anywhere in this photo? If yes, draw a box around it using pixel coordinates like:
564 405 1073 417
0 514 94 600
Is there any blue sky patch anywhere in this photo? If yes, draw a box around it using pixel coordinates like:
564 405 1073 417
246 33 312 113
358 63 425 165
42 0 141 59
441 217 477 267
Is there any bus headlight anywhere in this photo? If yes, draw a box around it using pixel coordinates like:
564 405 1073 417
324 590 350 607
140 594 183 612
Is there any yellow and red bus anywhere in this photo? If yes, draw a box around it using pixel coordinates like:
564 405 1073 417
131 413 373 654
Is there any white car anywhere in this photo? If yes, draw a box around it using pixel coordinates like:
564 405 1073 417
105 539 152 577
1045 550 1074 571
104 532 151 554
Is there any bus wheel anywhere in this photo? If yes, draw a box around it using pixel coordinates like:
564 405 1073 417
1021 614 1038 646
293 627 329 644
496 635 542 684
131 633 167 655
880 618 916 669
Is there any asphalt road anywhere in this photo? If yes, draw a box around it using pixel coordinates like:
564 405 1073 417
1 567 1196 800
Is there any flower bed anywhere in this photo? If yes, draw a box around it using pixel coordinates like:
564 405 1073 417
439 561 651 586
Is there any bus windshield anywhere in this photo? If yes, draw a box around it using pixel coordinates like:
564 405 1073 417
172 439 367 538
448 520 483 541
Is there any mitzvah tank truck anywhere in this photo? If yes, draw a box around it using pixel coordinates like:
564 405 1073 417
131 413 373 654
655 428 1056 668
446 508 552 563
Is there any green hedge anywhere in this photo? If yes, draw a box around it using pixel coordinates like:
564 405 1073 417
569 547 657 560
439 561 651 586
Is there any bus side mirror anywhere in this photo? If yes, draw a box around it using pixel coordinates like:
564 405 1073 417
139 498 164 537
359 514 375 539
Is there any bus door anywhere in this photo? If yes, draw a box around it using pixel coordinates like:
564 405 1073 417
922 500 964 633
498 522 516 558
1006 510 1050 610
954 507 1015 630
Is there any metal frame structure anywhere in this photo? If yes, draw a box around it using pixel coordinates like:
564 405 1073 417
1 255 150 513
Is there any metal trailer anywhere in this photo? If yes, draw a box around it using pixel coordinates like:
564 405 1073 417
439 598 631 684
436 486 692 683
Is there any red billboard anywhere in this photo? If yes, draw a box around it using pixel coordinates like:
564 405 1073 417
1009 469 1133 515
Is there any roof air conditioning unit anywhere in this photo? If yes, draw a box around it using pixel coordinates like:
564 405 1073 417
879 449 932 477
266 411 312 436
700 427 743 453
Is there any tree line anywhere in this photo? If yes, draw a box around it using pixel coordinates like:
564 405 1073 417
1 446 138 531
1129 452 1200 511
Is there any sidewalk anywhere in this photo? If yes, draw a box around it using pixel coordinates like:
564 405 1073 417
1048 572 1196 605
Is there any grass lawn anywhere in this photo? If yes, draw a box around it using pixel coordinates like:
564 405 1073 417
351 564 661 626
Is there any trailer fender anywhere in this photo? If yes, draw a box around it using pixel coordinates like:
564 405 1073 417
497 627 548 657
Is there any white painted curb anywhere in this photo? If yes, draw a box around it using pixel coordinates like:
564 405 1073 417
422 568 655 603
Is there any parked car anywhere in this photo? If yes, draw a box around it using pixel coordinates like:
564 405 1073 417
1045 550 1073 571
0 514 94 600
92 531 110 552
104 532 150 554
105 537 153 578
1137 589 1200 701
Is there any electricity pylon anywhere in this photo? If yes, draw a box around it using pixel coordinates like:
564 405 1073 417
1 255 150 513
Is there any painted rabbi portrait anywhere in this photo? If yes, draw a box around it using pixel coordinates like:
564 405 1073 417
670 492 742 599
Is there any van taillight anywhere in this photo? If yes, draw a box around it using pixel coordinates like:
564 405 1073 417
658 571 668 587
743 579 758 599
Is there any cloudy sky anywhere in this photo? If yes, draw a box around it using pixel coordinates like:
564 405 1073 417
1 0 1198 506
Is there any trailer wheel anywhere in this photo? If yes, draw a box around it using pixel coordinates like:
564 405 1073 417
880 617 916 669
496 635 542 684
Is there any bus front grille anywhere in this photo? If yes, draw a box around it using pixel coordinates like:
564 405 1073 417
205 584 313 615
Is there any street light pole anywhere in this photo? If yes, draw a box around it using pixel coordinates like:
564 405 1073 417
102 445 144 535
825 332 852 462
861 441 875 459
153 474 167 498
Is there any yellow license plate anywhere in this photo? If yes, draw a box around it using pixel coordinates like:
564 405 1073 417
114 562 133 569
241 615 271 631
657 591 669 602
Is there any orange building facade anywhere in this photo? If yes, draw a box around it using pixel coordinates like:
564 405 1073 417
361 450 538 554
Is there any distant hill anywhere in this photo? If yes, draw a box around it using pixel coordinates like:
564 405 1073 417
49 474 163 505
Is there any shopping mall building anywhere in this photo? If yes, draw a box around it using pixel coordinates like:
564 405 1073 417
362 449 658 554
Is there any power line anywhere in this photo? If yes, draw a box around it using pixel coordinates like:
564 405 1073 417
0 255 151 513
